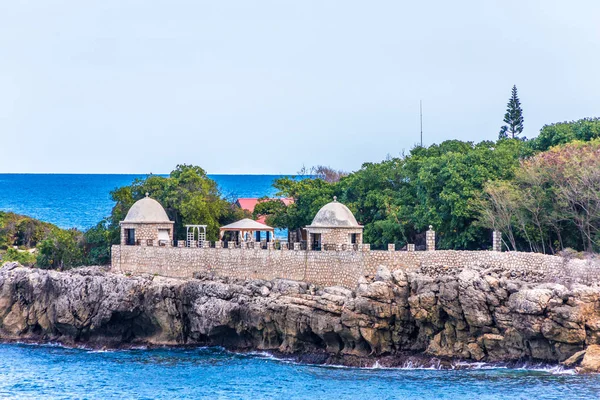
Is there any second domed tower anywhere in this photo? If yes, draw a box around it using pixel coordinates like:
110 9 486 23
305 197 363 250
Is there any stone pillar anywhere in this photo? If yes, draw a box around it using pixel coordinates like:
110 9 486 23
227 241 236 249
267 242 274 250
388 244 395 251
492 230 502 252
293 242 301 251
203 241 210 249
281 242 288 250
215 241 222 248
426 226 436 251
177 240 185 248
407 244 415 252
362 244 370 252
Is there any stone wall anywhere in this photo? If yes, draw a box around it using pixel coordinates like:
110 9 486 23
320 228 362 246
120 222 174 245
111 245 600 288
306 227 363 248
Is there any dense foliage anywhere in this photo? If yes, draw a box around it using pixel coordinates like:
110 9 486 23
0 211 56 250
36 229 84 270
0 212 81 268
1 165 248 268
482 140 600 253
2 118 599 270
257 117 600 253
83 164 248 265
526 117 600 152
257 140 527 250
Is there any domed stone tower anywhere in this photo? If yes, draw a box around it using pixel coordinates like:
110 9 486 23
305 197 363 250
120 194 174 246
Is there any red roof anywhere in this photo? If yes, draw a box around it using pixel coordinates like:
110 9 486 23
236 198 294 225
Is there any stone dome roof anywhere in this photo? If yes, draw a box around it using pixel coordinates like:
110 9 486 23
123 194 171 223
308 197 362 228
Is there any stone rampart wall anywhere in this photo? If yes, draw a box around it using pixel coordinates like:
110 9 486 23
111 245 600 288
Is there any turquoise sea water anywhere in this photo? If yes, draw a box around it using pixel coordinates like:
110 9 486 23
1 344 599 399
0 174 285 230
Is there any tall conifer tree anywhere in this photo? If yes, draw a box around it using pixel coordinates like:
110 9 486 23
499 85 524 139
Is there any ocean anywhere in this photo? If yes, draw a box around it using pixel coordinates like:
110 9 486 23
2 174 600 398
0 174 286 230
0 344 598 399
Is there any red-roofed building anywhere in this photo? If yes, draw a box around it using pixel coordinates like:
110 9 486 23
235 198 293 225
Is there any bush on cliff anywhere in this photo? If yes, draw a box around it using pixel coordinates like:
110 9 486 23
36 228 84 270
0 211 56 249
0 247 36 266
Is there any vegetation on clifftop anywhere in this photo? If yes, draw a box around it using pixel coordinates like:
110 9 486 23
1 166 248 268
482 139 600 253
2 118 599 270
256 117 600 253
0 212 82 268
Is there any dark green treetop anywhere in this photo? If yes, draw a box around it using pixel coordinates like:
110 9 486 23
499 85 524 139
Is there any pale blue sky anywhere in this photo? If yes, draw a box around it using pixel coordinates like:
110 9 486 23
1 1 599 174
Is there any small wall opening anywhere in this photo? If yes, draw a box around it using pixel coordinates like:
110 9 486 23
158 229 170 246
125 229 136 246
311 233 322 251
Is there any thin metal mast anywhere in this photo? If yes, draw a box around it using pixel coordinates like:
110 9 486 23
420 100 423 147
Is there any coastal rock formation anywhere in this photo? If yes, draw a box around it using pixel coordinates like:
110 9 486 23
1 262 600 370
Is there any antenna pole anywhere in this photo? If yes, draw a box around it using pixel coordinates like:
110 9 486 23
420 100 423 147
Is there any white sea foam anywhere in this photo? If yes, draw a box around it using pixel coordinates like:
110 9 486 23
237 350 578 374
4 342 579 375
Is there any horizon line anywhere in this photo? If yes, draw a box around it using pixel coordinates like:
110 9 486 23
0 172 298 176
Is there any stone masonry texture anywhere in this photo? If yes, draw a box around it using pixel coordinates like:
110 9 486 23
111 245 600 289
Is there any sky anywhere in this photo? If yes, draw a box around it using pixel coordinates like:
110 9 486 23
0 0 599 174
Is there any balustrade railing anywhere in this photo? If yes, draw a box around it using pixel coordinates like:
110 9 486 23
146 239 376 252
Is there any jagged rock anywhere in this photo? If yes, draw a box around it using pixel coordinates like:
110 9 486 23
508 289 553 315
562 349 586 367
1 263 600 371
578 345 600 373
375 266 392 282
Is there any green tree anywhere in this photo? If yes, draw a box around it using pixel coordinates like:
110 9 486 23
528 117 600 152
261 140 525 250
83 218 117 265
255 177 337 231
36 229 84 270
0 211 55 250
84 164 249 263
499 85 524 139
480 139 600 253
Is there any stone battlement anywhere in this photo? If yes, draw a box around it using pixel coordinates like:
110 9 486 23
111 244 600 288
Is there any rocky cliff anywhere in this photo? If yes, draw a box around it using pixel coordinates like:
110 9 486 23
2 262 600 371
